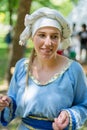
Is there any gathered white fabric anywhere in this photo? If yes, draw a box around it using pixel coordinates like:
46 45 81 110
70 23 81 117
19 7 72 49
32 17 62 37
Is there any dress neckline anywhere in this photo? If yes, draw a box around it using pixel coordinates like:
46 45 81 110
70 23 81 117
25 59 73 86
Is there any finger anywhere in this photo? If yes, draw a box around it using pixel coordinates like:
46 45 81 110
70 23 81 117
0 99 10 106
0 95 7 102
0 99 9 105
1 96 11 105
58 112 67 124
0 102 9 107
54 115 69 130
2 96 9 101
52 122 60 130
59 116 69 129
53 118 62 130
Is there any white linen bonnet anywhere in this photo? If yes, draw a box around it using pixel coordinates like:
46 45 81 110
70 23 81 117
19 7 72 49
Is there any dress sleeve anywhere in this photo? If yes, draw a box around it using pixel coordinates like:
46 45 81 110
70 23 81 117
64 62 87 130
0 58 26 126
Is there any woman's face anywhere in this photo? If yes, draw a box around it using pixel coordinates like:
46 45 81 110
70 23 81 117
32 27 61 59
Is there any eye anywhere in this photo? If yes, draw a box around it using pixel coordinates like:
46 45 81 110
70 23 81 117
38 33 45 38
51 35 59 40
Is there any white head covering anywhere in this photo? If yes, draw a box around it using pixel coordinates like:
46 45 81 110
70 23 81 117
32 17 62 37
19 7 72 49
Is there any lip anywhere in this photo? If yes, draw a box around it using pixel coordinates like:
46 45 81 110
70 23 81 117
40 48 52 53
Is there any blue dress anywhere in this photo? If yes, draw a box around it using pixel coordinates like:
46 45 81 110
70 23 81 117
0 58 87 130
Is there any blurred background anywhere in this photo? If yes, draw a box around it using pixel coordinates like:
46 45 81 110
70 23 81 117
0 0 87 129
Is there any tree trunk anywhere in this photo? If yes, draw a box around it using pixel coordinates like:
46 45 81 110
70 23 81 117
7 0 32 84
8 0 13 25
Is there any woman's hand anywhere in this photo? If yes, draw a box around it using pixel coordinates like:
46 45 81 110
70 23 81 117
0 95 11 111
52 111 69 130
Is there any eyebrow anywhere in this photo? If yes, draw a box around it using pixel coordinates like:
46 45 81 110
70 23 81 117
37 31 60 35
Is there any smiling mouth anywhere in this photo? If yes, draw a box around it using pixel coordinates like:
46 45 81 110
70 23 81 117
41 48 52 53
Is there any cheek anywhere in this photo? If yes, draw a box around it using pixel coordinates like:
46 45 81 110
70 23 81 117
33 37 42 45
53 39 60 50
33 38 43 51
55 39 60 46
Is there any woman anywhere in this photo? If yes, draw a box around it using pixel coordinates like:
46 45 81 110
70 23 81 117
0 7 87 130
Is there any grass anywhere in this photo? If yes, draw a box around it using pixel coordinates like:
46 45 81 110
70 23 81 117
0 36 87 130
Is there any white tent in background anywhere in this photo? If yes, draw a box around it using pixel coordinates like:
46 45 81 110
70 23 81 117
67 0 87 29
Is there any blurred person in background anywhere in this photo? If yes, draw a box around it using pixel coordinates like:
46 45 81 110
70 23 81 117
69 23 80 61
4 27 13 52
78 23 87 63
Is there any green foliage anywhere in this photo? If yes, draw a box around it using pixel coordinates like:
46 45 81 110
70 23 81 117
0 0 19 25
56 0 74 16
0 0 79 25
71 0 79 5
31 0 78 16
0 0 19 12
0 0 8 12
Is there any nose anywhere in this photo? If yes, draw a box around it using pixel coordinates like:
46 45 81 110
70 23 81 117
44 36 52 46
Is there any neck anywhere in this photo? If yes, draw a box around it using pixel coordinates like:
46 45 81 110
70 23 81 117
34 54 59 70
